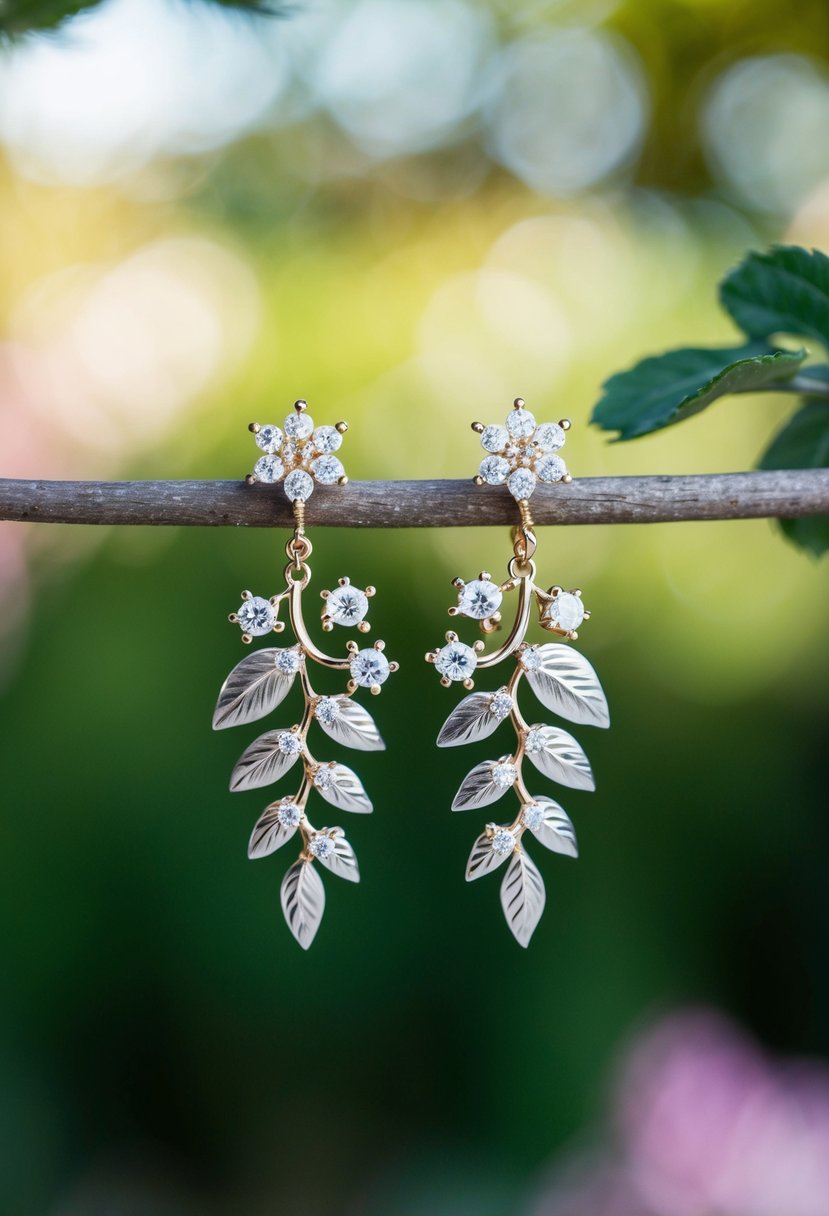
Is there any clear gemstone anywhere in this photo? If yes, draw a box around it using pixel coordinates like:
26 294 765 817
522 804 544 831
350 648 390 688
309 834 334 860
533 422 565 451
284 412 314 439
281 441 299 465
326 585 369 626
313 765 335 790
507 468 537 500
525 727 546 753
479 456 510 485
492 761 517 789
506 407 536 438
489 689 513 721
491 827 516 856
434 642 477 682
311 454 345 485
283 469 314 501
536 453 567 483
521 646 542 671
253 455 284 484
277 731 302 756
314 696 340 725
255 425 283 454
237 596 276 636
313 425 343 454
276 800 301 828
274 648 300 675
546 591 585 632
458 579 502 620
480 424 508 453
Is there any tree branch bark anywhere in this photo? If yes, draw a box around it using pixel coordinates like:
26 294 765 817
0 471 827 528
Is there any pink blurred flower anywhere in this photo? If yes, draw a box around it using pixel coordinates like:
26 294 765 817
534 1009 829 1216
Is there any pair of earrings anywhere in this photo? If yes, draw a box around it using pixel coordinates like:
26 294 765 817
212 398 609 949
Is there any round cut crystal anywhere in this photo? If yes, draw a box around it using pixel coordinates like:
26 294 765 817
434 641 477 682
314 696 340 726
313 425 343 454
525 727 546 753
522 803 544 831
237 596 276 636
547 591 585 632
491 827 516 856
521 646 542 671
536 453 567 483
313 765 335 790
479 456 510 485
506 407 536 438
253 455 284 484
533 422 565 451
492 761 517 789
276 800 301 828
326 585 369 626
311 454 345 485
489 689 513 721
350 648 390 688
458 579 502 620
277 731 302 756
480 424 509 454
507 468 537 500
281 441 298 465
274 648 300 675
284 412 314 439
309 834 334 860
284 469 314 501
255 424 283 454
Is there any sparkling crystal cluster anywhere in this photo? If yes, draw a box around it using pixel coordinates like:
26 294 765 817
474 398 571 502
248 401 348 502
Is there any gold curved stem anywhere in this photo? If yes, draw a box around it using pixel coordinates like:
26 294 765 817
288 575 350 671
476 572 536 669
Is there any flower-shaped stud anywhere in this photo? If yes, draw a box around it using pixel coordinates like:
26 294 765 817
472 398 572 501
246 400 349 502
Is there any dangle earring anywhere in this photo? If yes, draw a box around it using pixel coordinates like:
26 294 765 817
213 400 398 949
426 399 609 947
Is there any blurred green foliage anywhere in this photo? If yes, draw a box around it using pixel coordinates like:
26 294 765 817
0 0 282 36
1 516 827 1214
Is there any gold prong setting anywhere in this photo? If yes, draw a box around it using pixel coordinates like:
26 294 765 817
320 577 373 632
538 585 591 639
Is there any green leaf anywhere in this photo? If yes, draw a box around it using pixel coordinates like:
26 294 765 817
720 246 829 352
0 0 285 35
758 401 829 556
0 1 99 35
591 343 806 441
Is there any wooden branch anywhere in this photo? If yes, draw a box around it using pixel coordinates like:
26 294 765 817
0 471 827 528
